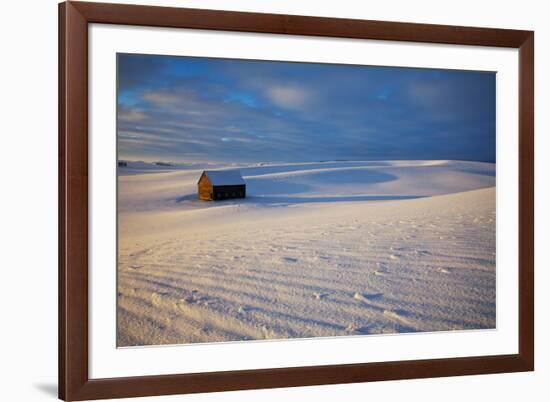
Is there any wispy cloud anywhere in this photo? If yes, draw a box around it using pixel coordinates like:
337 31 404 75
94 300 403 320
265 86 310 110
141 91 181 105
119 108 148 122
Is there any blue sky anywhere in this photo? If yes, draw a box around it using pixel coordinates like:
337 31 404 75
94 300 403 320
117 53 496 163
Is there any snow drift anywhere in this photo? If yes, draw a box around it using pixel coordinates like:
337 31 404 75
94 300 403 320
117 160 496 346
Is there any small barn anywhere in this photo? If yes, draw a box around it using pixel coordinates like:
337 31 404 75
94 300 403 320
198 170 246 201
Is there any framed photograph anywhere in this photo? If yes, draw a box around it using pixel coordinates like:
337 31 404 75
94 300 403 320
59 1 534 400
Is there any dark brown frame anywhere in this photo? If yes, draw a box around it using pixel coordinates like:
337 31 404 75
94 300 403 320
59 1 534 400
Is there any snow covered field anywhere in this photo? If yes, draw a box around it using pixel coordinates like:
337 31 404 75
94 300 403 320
117 160 496 347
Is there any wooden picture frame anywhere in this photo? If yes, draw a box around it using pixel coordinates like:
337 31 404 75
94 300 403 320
59 1 534 400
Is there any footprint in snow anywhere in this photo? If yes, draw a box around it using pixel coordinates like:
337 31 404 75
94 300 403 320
354 292 383 302
237 306 249 314
151 292 167 307
373 264 388 276
129 248 150 258
261 325 274 339
345 324 370 335
353 292 369 302
383 309 414 327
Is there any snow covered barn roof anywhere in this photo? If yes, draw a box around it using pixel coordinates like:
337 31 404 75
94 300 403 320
200 170 245 186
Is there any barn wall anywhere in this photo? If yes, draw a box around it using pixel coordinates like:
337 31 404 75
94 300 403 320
198 177 213 200
213 185 246 200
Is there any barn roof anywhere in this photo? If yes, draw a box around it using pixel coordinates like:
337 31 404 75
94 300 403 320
201 170 245 186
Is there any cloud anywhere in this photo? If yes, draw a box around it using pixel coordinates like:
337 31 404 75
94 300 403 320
117 53 496 163
265 86 309 110
118 108 148 122
142 91 181 105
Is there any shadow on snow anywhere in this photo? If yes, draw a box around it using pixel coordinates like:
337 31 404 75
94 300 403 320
175 193 424 208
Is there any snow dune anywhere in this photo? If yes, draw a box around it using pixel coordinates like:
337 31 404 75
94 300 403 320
118 160 494 213
117 160 496 346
